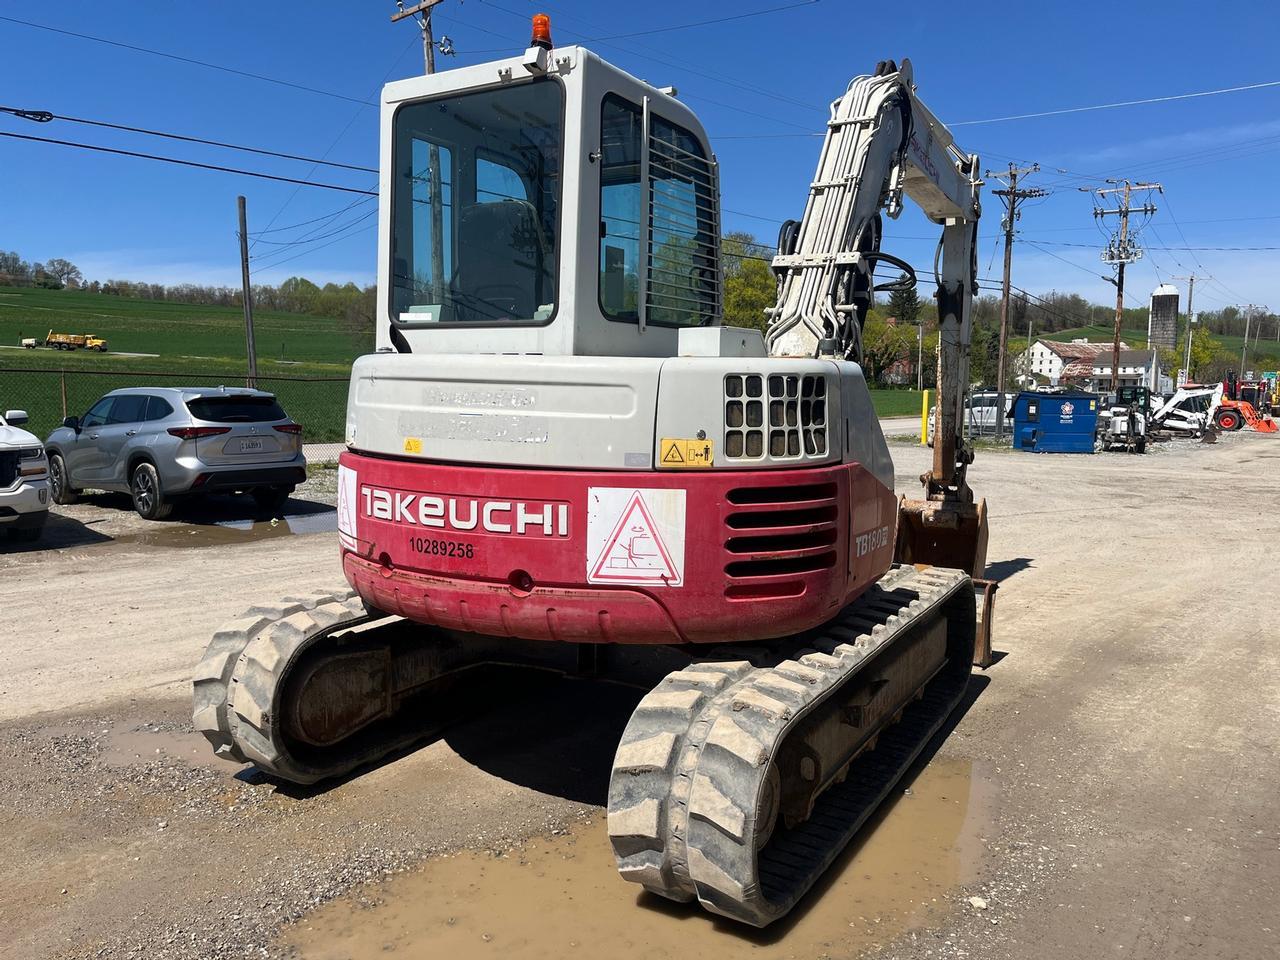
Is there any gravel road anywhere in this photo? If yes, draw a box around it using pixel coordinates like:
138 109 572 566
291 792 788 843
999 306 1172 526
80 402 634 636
1 433 1276 960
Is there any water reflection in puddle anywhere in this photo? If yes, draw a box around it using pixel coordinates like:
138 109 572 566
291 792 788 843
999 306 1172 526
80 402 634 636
285 756 993 960
109 510 336 549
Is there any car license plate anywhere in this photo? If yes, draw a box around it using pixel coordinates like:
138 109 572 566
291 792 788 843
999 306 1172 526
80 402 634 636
240 438 264 453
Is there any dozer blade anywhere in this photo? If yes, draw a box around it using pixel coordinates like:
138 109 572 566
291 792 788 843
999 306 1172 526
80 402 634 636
607 564 978 928
894 495 989 579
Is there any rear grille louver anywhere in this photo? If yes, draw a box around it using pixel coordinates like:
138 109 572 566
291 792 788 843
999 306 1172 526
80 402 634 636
723 482 839 595
724 373 827 461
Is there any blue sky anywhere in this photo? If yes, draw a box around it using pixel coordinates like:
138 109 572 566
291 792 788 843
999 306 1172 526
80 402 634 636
2 0 1277 317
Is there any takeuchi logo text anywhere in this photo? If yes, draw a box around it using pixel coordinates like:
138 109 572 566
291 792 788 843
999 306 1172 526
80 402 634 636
361 486 569 537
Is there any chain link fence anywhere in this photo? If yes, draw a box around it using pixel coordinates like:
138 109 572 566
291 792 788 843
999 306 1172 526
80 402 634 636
0 367 349 463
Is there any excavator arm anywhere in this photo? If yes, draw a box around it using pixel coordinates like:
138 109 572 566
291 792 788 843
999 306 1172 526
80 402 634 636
766 59 988 577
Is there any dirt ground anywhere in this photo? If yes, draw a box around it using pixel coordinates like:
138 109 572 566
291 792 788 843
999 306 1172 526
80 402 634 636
1 431 1277 960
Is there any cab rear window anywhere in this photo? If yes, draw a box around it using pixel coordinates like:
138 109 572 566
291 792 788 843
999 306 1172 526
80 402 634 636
186 396 287 423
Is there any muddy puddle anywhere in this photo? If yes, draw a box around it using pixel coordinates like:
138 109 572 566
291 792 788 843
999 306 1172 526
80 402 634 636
108 510 336 549
35 718 224 770
284 757 993 960
100 722 222 769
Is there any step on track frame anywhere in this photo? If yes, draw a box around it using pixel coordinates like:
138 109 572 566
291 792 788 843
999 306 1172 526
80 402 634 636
607 564 976 927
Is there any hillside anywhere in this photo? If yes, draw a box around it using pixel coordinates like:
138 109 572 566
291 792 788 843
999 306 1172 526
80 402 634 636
1041 322 1280 369
0 286 367 366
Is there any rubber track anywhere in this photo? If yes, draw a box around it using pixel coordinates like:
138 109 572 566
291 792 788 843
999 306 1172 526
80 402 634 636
191 587 360 763
607 564 972 927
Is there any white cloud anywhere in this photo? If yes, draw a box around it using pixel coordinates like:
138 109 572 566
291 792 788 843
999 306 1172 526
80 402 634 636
1067 118 1280 168
63 247 374 289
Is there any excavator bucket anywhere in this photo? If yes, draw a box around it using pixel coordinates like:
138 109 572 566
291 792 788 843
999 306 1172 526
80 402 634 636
894 497 997 667
894 496 989 578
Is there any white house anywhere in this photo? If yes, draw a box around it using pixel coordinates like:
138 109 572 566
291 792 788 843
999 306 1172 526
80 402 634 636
1022 338 1125 384
1087 349 1170 392
1018 338 1169 393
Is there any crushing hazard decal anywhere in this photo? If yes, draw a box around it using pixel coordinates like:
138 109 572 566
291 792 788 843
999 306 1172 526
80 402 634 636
586 487 686 587
337 464 358 550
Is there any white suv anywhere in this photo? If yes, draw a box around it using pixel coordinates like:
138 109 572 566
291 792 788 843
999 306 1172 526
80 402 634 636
0 409 49 543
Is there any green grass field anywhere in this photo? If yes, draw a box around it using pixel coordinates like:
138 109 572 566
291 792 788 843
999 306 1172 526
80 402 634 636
868 389 924 418
0 286 366 365
0 287 926 442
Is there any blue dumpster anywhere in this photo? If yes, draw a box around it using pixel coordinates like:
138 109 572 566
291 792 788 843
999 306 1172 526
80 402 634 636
1010 391 1098 453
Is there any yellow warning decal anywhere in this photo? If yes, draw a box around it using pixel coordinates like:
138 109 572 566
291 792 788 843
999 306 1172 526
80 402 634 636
403 437 423 454
660 437 713 468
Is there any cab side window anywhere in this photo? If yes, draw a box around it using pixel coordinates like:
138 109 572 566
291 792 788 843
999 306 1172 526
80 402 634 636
82 397 114 429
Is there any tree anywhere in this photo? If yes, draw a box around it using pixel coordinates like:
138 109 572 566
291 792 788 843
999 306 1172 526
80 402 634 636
860 315 914 383
721 232 776 334
1177 325 1228 381
41 258 83 288
0 251 32 286
886 274 920 326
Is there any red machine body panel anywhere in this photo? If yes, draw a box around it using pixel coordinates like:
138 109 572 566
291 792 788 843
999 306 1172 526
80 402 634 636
338 450 897 645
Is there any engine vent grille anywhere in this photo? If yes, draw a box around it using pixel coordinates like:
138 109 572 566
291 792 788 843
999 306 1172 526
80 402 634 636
0 452 17 489
724 373 827 461
722 481 839 591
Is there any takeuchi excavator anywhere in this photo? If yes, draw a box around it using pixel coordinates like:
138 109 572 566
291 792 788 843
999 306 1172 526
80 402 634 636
193 17 995 928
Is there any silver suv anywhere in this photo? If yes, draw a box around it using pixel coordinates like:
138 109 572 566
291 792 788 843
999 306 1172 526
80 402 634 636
44 387 306 520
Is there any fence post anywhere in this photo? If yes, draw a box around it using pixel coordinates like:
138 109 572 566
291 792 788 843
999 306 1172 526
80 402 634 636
60 369 67 421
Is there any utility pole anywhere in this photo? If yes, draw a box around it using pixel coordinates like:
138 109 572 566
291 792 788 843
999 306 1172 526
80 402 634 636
985 162 1047 436
237 195 258 388
1084 180 1161 391
1172 273 1205 384
393 0 451 302
916 320 923 392
1238 304 1260 378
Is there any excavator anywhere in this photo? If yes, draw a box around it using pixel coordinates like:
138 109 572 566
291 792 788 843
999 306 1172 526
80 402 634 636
193 18 995 928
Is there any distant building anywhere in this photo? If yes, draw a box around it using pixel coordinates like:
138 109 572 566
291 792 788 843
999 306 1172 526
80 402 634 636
1023 338 1126 384
1087 348 1169 393
1149 284 1179 350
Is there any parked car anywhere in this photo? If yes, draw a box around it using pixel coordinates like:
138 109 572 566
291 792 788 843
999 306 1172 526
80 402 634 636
44 387 306 520
0 408 49 543
927 390 1016 446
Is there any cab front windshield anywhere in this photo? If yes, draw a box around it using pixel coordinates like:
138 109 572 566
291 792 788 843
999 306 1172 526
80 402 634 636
391 79 561 326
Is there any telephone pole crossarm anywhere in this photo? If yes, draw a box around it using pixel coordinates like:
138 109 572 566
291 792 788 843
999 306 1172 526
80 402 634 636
1085 180 1162 390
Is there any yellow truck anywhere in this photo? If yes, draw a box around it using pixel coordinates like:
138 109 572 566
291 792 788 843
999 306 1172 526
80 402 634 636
43 330 108 352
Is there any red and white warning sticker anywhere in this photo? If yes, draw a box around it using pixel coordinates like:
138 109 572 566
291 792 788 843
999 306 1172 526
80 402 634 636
337 464 358 550
586 487 686 587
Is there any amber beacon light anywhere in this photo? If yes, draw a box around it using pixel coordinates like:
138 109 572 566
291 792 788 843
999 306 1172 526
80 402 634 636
530 13 553 49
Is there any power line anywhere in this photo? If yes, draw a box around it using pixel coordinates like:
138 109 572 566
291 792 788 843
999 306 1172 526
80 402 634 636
248 196 377 235
472 0 825 121
951 78 1280 127
550 1 823 43
0 104 377 173
250 219 379 274
1025 238 1280 252
248 29 420 251
0 15 376 108
247 208 379 248
0 131 377 195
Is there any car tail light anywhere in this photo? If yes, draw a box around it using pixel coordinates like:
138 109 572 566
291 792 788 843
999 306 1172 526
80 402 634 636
167 426 231 440
273 423 303 435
